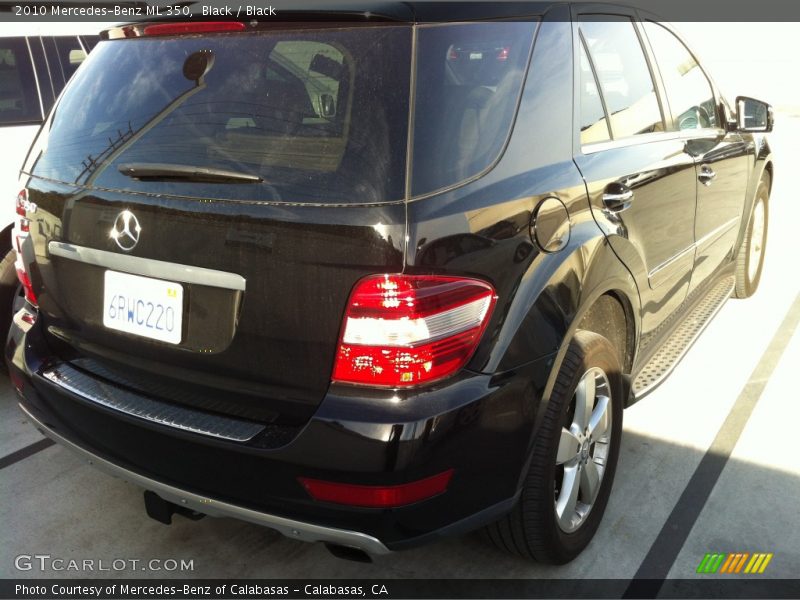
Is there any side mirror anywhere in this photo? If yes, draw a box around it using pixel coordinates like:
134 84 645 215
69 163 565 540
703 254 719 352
735 96 774 133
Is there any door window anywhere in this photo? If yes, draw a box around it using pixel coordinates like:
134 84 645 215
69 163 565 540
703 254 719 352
579 16 664 139
0 37 42 125
643 22 718 131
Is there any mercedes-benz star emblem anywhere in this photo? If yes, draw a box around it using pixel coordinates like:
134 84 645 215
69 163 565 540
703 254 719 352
110 210 142 251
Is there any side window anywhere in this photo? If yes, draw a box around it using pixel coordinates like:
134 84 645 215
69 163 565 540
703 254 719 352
643 22 718 131
43 36 87 96
411 21 538 196
578 40 610 144
579 16 664 139
0 37 42 125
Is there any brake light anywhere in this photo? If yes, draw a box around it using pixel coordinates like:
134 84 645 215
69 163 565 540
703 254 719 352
332 275 496 387
496 46 510 61
299 469 454 508
142 22 246 37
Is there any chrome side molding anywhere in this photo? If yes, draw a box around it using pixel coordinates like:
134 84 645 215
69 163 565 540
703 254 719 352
48 241 246 291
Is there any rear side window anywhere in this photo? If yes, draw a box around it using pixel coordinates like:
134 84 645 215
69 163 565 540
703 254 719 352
0 37 42 125
411 21 537 196
30 27 412 205
643 22 718 131
578 40 611 144
579 16 664 139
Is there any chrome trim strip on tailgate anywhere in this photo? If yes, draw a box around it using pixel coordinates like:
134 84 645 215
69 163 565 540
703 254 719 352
48 242 246 291
17 402 392 555
41 364 264 442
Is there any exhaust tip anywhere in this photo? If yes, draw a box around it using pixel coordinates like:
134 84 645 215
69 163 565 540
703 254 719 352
324 543 373 563
144 491 205 525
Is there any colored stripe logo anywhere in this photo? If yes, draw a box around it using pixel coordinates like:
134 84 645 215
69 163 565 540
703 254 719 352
697 552 773 574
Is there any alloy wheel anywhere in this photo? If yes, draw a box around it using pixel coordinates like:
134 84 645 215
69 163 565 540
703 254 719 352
554 367 613 533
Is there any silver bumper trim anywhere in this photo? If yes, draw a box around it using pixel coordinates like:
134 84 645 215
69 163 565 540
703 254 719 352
17 402 392 555
48 241 246 291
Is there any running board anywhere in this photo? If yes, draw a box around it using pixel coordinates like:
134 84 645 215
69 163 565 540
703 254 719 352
631 276 734 400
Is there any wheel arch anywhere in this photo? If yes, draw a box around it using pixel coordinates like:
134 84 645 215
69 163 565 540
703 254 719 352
734 151 773 261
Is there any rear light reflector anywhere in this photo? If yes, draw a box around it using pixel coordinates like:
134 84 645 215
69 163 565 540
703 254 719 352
332 275 496 387
299 469 454 508
142 22 246 37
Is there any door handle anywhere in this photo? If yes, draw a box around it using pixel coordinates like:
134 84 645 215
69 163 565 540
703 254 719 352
602 184 634 212
698 165 716 186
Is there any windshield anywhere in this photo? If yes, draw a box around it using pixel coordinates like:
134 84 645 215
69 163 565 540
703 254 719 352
27 21 537 204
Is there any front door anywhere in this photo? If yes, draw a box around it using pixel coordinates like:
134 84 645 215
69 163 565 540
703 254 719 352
640 21 751 294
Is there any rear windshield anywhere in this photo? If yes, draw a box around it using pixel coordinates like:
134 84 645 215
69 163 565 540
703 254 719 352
31 26 412 204
28 21 536 204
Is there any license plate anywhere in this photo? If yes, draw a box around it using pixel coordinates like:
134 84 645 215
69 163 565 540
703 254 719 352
103 270 183 344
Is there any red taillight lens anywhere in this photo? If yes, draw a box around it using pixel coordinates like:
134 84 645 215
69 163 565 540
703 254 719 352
299 469 454 508
332 275 496 387
14 188 37 307
496 46 511 61
15 267 37 306
142 22 246 37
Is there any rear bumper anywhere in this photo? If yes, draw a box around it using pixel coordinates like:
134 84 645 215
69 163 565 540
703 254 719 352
7 306 553 553
17 401 392 554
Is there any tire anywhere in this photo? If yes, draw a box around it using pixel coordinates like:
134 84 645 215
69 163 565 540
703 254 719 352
0 248 23 367
483 331 624 563
734 177 770 299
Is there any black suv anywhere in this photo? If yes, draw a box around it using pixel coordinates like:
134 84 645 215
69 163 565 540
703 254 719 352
8 4 773 563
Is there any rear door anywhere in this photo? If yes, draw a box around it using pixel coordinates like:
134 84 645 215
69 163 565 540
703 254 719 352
641 21 750 294
572 10 698 350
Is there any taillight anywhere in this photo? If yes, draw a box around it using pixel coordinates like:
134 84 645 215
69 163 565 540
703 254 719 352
15 268 37 306
15 189 29 233
299 469 454 508
14 189 37 307
332 274 496 387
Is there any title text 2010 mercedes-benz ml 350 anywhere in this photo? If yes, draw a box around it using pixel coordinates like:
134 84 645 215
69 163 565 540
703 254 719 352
7 3 773 563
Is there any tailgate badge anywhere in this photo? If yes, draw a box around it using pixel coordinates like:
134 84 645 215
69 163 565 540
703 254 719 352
110 210 142 251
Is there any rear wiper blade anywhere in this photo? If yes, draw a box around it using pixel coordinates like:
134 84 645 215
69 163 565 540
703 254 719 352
118 163 263 184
